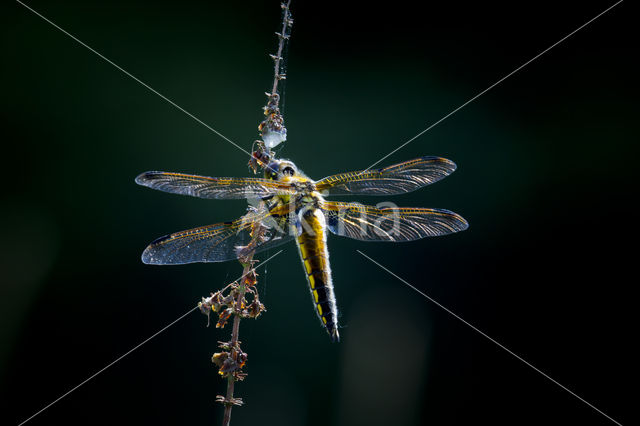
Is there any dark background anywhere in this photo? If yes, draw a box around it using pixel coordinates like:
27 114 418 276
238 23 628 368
1 1 637 425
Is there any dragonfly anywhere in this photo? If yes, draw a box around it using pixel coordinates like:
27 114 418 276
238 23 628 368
136 156 468 342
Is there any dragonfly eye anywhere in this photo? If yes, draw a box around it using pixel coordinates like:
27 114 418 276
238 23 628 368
282 166 295 176
265 162 280 180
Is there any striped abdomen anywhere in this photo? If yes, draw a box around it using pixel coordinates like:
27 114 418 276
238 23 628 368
296 208 340 342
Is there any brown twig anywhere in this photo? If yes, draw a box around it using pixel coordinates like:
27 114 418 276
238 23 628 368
197 220 271 425
198 3 295 425
271 0 293 96
258 1 293 152
220 251 258 426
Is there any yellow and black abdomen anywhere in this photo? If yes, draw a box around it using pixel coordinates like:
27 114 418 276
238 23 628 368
296 207 340 342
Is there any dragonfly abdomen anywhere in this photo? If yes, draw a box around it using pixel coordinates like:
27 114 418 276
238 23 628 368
296 208 340 342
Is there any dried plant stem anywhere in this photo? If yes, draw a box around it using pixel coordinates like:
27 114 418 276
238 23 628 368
211 3 294 425
221 255 254 426
257 1 293 153
199 249 275 424
271 0 293 96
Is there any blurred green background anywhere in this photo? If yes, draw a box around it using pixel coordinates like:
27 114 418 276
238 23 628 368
1 1 637 425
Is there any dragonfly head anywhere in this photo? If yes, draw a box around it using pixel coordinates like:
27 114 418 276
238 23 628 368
265 159 299 181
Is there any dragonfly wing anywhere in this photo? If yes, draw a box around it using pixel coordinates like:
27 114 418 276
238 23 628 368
321 201 468 242
136 171 295 199
142 208 295 265
315 156 456 196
